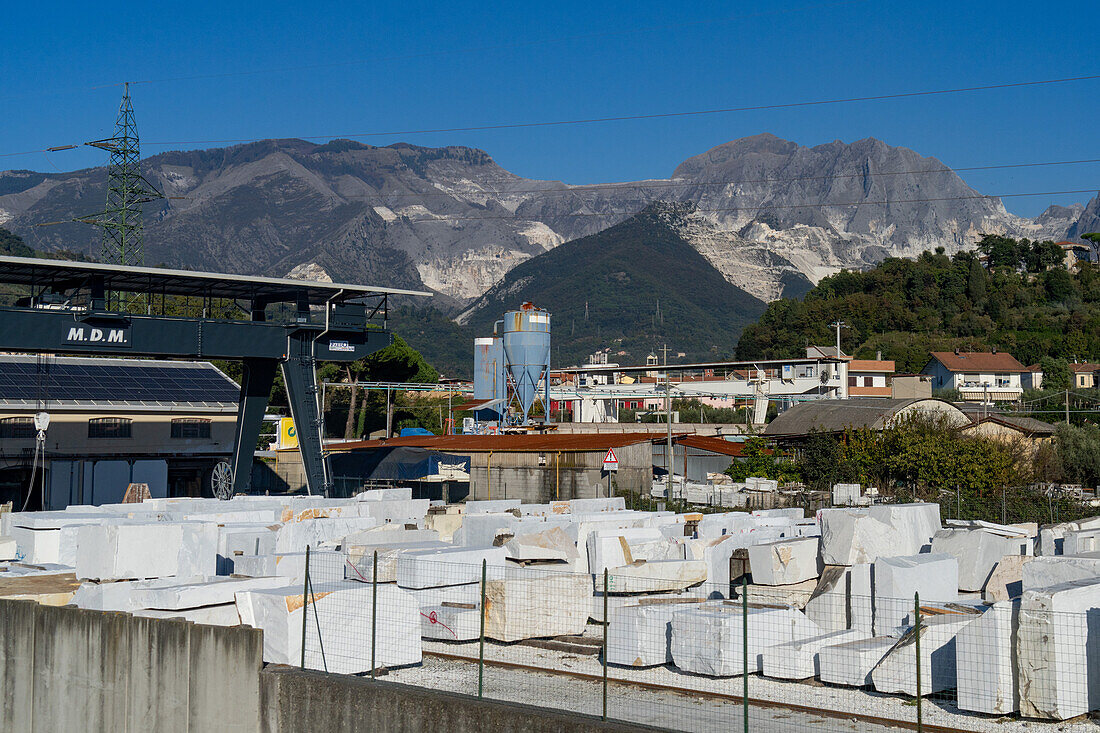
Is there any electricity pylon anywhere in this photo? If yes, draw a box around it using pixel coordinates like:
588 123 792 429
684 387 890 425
77 82 163 267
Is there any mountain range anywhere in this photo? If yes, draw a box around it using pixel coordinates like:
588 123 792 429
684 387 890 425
1 133 1096 374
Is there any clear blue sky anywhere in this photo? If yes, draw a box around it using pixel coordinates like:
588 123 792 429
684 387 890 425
3 0 1097 215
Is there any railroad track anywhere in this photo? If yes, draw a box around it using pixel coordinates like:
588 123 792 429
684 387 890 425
423 649 968 733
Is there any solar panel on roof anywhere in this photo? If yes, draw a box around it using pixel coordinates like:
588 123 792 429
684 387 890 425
0 358 240 404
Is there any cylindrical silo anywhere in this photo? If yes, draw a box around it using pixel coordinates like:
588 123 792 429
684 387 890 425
473 337 505 419
502 303 551 422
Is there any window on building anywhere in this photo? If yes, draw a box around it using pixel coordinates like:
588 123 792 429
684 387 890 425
88 417 132 439
0 417 35 439
171 418 212 439
848 376 857 387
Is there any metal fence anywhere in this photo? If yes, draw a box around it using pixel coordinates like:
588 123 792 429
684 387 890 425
297 547 1093 733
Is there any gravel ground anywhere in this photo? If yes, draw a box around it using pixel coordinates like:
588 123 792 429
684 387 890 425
388 655 904 732
401 625 1100 733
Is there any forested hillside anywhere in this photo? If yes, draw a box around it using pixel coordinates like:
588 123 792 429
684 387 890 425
736 236 1100 372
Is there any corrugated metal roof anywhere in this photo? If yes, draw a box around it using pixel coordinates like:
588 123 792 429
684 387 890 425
764 398 966 436
673 435 750 456
332 432 661 453
964 414 1058 436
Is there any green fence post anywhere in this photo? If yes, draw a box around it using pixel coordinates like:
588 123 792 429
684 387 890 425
742 575 749 733
478 558 487 698
371 549 378 679
602 567 609 722
915 591 922 733
300 544 310 669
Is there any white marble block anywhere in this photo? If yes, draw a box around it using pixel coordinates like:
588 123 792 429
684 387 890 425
1017 579 1100 720
235 581 422 672
761 628 868 680
931 528 1016 592
871 615 973 696
131 576 291 610
396 546 506 589
134 604 241 627
74 523 193 580
983 555 1032 602
748 537 821 586
483 573 592 642
504 527 580 563
597 560 707 594
587 528 668 573
957 600 1019 715
356 487 413 502
607 603 685 667
1064 529 1100 557
867 503 941 555
670 605 820 676
817 636 896 686
420 603 481 641
357 499 431 526
1023 556 1100 591
273 517 379 554
345 542 450 582
817 510 895 565
465 500 521 514
0 536 15 562
872 553 958 635
570 497 626 514
804 564 874 633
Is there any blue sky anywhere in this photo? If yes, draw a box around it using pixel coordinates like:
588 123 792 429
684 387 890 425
2 0 1097 215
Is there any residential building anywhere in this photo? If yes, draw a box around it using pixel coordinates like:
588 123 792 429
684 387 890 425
921 351 1027 402
1023 365 1044 391
1069 363 1100 390
848 359 894 397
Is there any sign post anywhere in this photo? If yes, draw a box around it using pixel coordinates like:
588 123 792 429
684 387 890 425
602 448 618 499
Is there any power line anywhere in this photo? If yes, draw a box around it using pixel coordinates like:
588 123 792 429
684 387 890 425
376 189 1100 223
4 73 1097 160
141 74 1100 148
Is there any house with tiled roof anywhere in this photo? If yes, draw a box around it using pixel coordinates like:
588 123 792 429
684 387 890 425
921 351 1027 402
1070 362 1100 390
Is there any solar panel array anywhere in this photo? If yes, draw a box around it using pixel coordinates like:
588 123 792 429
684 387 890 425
0 360 240 404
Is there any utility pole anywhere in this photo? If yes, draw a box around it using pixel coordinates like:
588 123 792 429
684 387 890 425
828 320 847 358
1066 389 1070 426
666 370 674 498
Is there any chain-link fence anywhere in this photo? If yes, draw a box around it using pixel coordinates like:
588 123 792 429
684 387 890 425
289 545 1098 733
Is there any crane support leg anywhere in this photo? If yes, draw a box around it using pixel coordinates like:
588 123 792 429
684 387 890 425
231 358 277 495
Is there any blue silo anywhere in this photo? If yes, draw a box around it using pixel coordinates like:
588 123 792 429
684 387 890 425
472 336 506 420
502 303 551 423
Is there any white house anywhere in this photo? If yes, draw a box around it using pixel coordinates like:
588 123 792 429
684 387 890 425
921 351 1027 402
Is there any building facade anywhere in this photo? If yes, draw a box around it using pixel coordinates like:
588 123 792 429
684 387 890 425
0 356 239 509
921 351 1027 402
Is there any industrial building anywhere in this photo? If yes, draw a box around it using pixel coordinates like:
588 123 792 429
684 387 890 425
0 355 240 507
329 433 657 502
763 397 970 441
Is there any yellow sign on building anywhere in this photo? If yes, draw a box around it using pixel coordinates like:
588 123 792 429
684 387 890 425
279 417 298 450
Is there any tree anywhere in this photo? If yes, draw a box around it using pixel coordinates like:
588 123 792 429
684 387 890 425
1055 423 1100 487
1039 357 1071 392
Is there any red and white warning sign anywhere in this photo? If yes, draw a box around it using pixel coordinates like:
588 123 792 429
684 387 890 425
603 447 619 471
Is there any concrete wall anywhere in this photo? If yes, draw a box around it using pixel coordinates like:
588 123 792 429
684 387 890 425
0 598 263 733
1 600 667 733
260 665 666 733
468 442 652 502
